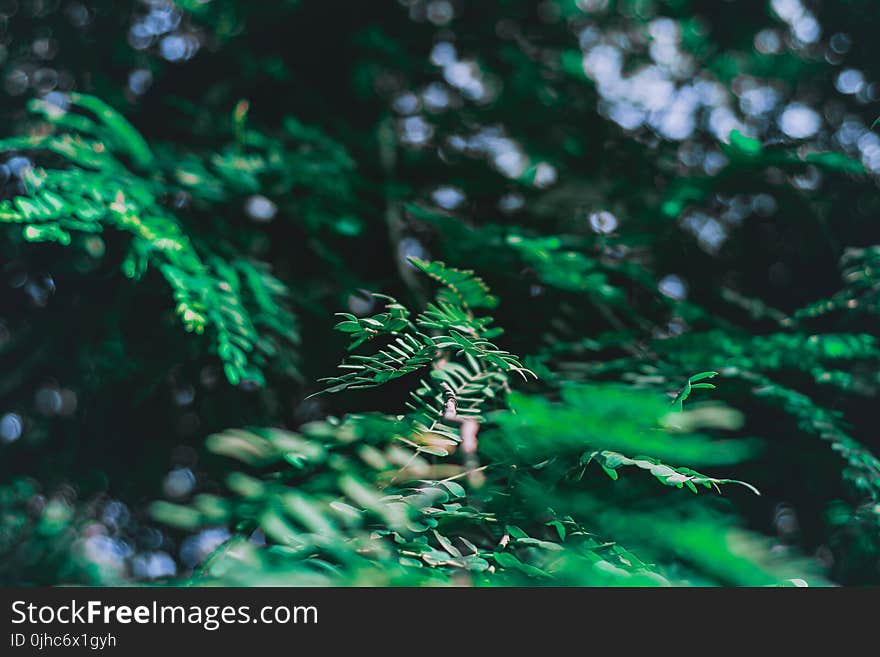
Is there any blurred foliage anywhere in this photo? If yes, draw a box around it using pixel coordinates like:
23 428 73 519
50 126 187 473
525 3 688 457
1 0 880 586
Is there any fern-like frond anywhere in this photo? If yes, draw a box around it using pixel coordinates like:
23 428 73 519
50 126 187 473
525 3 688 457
406 354 509 439
333 294 413 350
408 257 498 309
0 94 298 386
579 450 760 495
315 261 535 395
315 332 437 393
735 370 880 501
794 245 880 320
486 384 757 467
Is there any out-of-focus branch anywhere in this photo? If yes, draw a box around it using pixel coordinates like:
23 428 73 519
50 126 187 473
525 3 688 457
440 382 485 488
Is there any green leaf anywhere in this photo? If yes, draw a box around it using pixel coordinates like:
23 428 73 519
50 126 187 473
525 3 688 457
727 129 762 157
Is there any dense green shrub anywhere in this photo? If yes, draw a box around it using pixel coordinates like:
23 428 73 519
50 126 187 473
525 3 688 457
1 0 880 586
